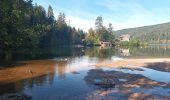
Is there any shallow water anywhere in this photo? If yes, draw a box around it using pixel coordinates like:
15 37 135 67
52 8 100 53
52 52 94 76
0 46 170 99
132 87 170 97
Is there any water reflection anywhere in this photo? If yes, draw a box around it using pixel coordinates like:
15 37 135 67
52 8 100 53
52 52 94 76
0 51 13 66
0 73 55 94
0 45 170 99
55 61 67 79
118 48 130 56
85 47 115 60
1 45 170 66
125 45 170 58
0 47 84 66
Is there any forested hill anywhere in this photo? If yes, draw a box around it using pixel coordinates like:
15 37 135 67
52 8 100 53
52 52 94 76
115 22 170 43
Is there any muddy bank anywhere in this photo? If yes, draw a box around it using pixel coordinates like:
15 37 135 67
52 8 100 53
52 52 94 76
84 69 170 100
96 58 170 72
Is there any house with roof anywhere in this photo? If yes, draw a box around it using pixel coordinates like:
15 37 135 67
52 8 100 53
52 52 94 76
100 41 112 47
119 34 131 42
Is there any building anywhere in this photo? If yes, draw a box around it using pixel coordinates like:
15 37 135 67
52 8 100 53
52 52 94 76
119 35 131 42
100 41 112 47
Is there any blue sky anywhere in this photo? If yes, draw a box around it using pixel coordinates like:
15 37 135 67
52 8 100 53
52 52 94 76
33 0 170 31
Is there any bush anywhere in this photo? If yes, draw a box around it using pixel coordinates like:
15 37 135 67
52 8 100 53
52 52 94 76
119 39 140 46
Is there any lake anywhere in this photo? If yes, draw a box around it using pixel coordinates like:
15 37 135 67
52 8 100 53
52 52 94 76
0 45 170 100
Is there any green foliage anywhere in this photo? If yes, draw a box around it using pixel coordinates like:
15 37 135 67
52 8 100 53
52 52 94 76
86 16 115 45
95 16 103 30
0 0 37 49
47 5 55 23
119 39 140 46
86 28 98 44
0 0 86 50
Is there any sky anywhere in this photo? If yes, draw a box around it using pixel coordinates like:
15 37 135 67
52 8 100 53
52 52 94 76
33 0 170 32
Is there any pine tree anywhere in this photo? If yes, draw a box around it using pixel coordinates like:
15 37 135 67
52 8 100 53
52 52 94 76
95 16 103 30
108 23 114 34
47 5 55 24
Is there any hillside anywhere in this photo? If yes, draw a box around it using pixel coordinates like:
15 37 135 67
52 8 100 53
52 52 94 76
115 22 170 43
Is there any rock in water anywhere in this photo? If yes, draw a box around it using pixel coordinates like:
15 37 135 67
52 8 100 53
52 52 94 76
0 93 31 100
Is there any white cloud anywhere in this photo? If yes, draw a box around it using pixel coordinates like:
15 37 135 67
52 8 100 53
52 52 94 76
97 0 170 30
67 16 95 32
50 0 170 31
53 8 98 32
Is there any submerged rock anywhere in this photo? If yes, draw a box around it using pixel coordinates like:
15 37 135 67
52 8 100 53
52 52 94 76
94 78 115 86
84 69 119 88
0 93 31 100
84 69 170 99
71 71 80 74
119 67 144 71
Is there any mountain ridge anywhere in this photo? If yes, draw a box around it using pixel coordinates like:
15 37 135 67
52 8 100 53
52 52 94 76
115 22 170 43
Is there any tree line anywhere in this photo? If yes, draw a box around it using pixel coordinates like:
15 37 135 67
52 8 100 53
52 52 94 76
0 0 116 51
86 16 115 45
0 0 86 50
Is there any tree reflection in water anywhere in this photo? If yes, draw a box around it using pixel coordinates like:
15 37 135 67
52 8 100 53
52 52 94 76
0 46 170 99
